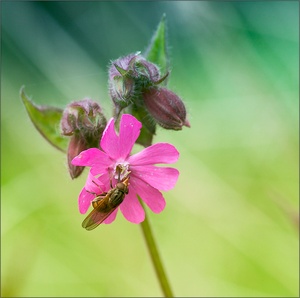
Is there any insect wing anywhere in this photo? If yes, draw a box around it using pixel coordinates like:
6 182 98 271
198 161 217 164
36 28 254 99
82 207 117 231
82 177 130 231
82 195 117 231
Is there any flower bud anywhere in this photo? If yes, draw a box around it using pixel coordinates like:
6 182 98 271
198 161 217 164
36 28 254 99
143 87 190 130
60 99 107 178
67 135 86 179
134 58 161 84
108 52 168 116
109 53 140 109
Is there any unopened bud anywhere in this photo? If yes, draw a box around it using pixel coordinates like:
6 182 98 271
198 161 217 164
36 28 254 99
109 52 168 116
67 135 86 179
134 58 161 84
61 99 106 137
143 87 190 130
109 53 140 110
60 99 107 178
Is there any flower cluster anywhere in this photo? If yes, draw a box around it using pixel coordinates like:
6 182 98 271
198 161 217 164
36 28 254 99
72 114 179 224
109 52 189 132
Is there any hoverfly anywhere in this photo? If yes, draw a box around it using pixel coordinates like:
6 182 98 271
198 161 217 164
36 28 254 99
82 170 130 231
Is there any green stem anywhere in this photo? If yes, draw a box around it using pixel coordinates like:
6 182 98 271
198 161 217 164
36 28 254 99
140 204 174 297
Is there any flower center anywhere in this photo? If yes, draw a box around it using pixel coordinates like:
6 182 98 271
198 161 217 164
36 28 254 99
113 162 130 181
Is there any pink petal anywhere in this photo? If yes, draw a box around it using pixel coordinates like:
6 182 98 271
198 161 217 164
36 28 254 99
78 188 95 214
88 171 111 190
120 190 145 223
100 117 120 159
85 171 109 193
118 114 142 159
79 172 112 214
131 165 179 191
103 208 118 224
130 177 166 213
128 143 179 166
71 148 111 173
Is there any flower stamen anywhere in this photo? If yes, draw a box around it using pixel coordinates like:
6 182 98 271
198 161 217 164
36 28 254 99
114 163 131 181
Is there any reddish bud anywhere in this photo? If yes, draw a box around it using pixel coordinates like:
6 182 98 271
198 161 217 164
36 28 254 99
143 87 190 130
67 135 86 179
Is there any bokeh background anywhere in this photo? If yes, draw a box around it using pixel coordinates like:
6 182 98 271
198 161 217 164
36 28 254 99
1 1 299 297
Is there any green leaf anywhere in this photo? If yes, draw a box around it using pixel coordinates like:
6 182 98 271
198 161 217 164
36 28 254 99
144 14 169 78
20 86 68 152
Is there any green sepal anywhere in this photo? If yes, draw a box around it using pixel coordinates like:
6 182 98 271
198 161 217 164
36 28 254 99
20 86 68 152
114 64 128 77
144 14 169 81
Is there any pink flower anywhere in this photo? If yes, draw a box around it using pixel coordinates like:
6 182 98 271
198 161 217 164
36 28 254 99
72 114 179 224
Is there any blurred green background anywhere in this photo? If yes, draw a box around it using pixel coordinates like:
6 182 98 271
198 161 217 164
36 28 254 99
1 1 299 297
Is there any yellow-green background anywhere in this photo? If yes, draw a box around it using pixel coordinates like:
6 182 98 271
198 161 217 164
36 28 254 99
1 2 299 297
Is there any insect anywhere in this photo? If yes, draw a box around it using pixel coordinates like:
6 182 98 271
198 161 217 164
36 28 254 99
82 173 130 231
